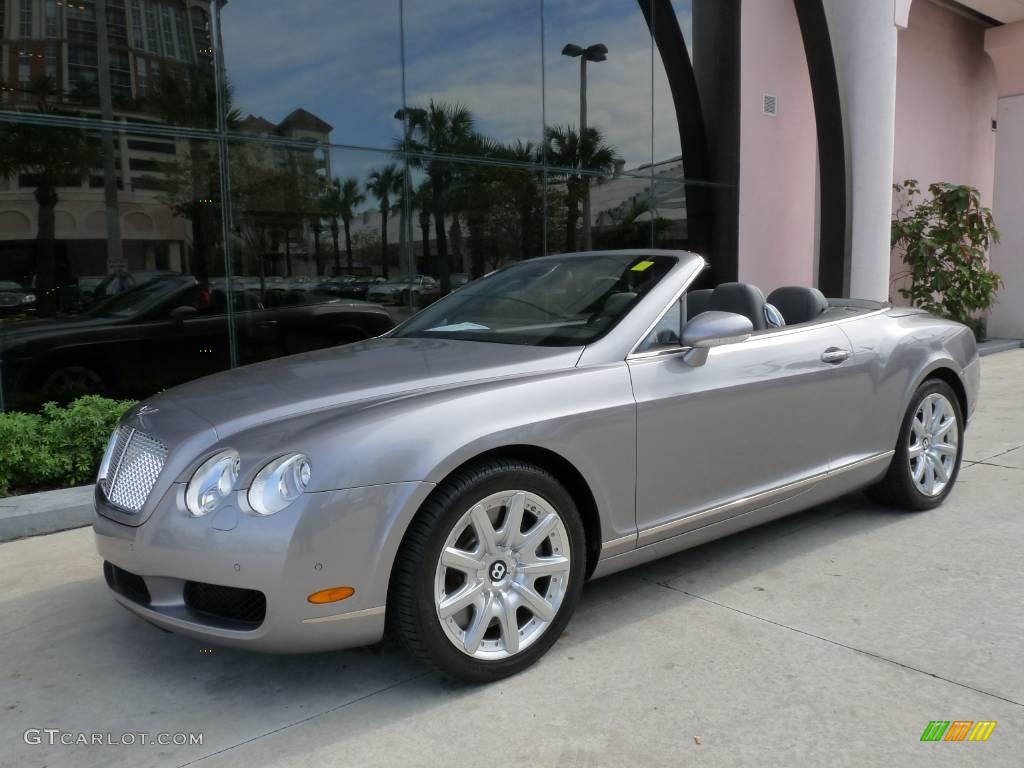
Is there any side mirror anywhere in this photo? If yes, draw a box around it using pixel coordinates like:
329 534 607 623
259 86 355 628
169 305 198 324
681 310 753 366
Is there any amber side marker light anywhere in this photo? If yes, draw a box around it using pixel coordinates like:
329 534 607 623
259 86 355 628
307 587 355 604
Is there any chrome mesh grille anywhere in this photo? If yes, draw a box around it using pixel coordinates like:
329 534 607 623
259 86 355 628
100 426 167 513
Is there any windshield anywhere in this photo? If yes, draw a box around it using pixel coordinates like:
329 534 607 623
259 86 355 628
392 254 676 346
88 277 194 318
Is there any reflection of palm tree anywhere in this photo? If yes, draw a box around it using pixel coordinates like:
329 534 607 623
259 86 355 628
401 101 478 293
148 64 242 279
68 78 99 107
499 140 543 260
0 77 98 315
545 125 618 252
366 164 402 279
413 180 433 273
320 177 364 275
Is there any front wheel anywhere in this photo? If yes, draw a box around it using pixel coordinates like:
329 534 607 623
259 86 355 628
388 460 586 682
870 379 964 510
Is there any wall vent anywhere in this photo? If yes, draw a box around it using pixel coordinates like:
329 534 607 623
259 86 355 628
762 93 778 117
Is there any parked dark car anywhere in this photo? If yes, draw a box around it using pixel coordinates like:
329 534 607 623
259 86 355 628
332 276 386 301
0 280 36 317
0 275 395 411
311 275 357 299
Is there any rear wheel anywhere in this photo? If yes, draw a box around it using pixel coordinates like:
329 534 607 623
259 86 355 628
389 460 585 682
870 379 963 510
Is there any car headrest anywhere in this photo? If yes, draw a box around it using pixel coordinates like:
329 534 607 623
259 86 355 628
686 289 713 320
710 282 768 331
766 286 829 326
599 292 638 318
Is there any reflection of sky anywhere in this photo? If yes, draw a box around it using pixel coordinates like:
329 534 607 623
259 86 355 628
221 0 692 180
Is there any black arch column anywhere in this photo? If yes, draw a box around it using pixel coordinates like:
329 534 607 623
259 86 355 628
641 0 741 286
793 0 849 297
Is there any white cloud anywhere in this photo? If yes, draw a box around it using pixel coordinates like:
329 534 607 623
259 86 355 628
220 0 694 169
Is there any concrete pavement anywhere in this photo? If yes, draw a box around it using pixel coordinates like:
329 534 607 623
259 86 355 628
2 351 1023 768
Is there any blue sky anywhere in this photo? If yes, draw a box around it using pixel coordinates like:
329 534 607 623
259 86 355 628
220 1 692 188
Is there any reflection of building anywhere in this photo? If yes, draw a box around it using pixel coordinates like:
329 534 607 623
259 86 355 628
0 0 215 286
233 108 334 277
237 109 333 177
590 156 687 242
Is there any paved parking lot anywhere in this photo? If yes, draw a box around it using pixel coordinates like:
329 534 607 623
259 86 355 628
2 351 1022 768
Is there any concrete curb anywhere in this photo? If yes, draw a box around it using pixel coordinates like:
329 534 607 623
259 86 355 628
0 484 94 544
978 338 1023 357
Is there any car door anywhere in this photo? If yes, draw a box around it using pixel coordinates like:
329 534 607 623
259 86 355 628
628 306 861 543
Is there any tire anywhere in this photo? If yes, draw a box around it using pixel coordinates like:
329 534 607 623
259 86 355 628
388 459 586 682
870 378 964 511
40 364 106 405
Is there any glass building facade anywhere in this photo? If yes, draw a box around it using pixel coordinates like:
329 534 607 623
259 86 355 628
0 0 747 411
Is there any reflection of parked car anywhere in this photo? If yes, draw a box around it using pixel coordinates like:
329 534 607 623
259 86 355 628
366 275 440 305
0 275 395 410
0 280 36 317
332 276 386 301
451 273 471 289
93 250 980 682
312 276 357 298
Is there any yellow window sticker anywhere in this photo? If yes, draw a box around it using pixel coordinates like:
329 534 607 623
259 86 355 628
631 260 655 272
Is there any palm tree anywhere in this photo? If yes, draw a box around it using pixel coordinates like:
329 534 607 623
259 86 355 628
545 125 618 252
366 164 402 279
320 177 364 275
401 101 479 293
0 77 98 316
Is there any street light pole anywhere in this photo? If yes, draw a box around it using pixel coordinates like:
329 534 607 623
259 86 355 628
562 43 607 251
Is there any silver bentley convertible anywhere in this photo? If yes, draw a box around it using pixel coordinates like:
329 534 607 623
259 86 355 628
94 250 980 681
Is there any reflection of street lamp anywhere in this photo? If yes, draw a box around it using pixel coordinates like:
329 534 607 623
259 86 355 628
562 43 607 251
394 108 427 285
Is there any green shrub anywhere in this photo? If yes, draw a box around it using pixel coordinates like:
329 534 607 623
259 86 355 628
892 180 1002 339
0 396 136 497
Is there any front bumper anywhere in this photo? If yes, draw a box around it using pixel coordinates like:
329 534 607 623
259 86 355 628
94 479 434 653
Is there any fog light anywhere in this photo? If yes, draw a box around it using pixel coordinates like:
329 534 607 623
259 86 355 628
307 586 355 604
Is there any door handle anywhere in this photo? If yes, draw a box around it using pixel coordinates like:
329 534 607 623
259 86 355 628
821 347 851 365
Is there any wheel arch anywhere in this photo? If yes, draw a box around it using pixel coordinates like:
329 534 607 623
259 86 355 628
394 444 604 585
920 365 968 420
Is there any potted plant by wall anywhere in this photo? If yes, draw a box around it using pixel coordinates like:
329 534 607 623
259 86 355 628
892 180 1002 340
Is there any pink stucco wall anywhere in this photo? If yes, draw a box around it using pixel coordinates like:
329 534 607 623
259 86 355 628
736 0 818 294
891 0 999 300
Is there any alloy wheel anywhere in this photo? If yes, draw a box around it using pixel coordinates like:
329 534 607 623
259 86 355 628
433 490 571 660
908 392 959 497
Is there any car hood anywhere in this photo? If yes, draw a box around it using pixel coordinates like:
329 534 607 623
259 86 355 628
0 314 114 348
147 337 583 439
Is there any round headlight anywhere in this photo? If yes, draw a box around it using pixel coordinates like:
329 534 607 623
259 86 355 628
248 453 312 516
185 449 240 517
